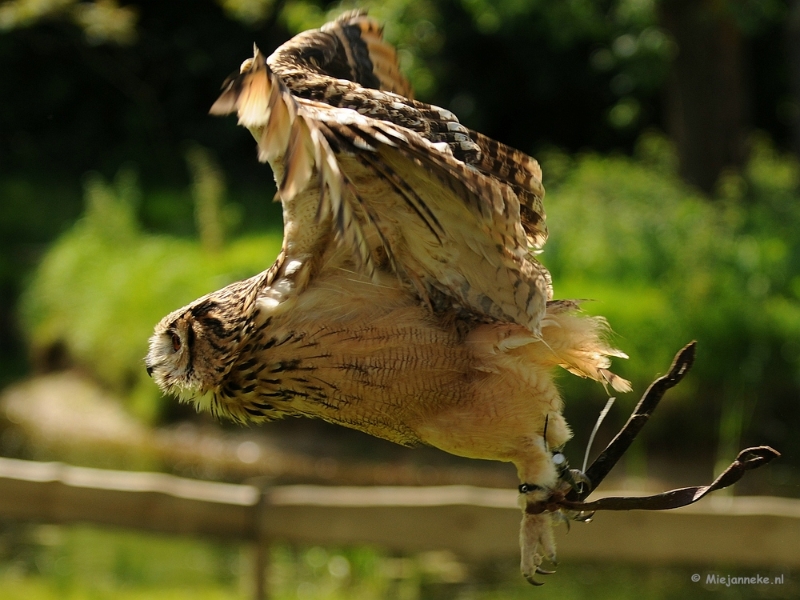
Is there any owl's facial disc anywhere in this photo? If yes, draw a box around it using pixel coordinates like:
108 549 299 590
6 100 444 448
145 314 200 397
146 275 262 409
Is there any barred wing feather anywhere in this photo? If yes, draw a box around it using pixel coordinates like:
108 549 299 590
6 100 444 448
210 14 550 333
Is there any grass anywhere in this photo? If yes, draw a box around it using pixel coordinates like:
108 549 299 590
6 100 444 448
0 579 239 600
0 525 241 600
0 523 796 599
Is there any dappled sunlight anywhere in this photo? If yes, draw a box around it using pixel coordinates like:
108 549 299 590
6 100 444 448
541 137 800 473
2 2 798 596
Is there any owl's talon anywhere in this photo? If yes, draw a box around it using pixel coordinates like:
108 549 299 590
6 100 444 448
567 468 592 494
524 575 544 586
519 507 558 587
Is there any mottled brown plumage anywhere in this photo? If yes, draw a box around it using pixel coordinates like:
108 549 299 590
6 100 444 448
208 11 550 332
146 10 630 584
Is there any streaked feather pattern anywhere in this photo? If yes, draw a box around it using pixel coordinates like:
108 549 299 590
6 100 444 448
149 11 632 585
210 12 552 331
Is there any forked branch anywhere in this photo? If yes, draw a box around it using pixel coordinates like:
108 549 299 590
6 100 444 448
532 342 780 515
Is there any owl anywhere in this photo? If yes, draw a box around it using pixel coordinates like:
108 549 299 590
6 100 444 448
146 11 630 584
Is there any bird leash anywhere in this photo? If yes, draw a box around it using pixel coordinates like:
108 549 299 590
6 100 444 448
525 342 780 517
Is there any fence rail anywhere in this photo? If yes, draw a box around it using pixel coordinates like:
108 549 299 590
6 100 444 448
1 456 798 597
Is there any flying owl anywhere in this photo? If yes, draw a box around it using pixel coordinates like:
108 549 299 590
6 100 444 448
145 11 631 584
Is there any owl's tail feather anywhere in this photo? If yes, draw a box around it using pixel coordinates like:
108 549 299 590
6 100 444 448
536 301 632 393
467 301 631 393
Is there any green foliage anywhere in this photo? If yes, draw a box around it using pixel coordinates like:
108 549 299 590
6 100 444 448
275 0 673 126
278 0 444 97
216 0 278 24
542 133 800 461
3 0 790 192
0 525 241 599
0 0 138 44
20 168 282 423
2 524 796 599
186 144 241 254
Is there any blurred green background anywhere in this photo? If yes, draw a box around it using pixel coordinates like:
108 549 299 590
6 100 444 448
2 0 800 597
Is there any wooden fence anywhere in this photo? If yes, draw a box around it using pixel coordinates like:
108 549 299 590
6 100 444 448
0 456 798 598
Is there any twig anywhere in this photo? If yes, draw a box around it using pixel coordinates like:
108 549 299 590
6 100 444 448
568 341 697 502
526 342 780 516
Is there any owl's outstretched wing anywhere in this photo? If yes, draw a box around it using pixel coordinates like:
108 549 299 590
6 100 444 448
210 11 550 333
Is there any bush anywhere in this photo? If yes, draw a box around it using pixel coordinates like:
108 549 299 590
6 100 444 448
542 134 800 463
18 135 800 466
20 165 282 423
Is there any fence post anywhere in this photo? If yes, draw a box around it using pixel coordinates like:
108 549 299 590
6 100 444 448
253 486 272 600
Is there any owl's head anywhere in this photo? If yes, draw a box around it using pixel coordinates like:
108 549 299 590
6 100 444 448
145 276 262 401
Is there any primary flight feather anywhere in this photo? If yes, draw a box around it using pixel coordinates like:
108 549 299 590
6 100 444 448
146 10 630 584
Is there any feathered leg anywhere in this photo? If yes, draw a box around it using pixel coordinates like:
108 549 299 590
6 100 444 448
519 498 557 585
512 432 563 585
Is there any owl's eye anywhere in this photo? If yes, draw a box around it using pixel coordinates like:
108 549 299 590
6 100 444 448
171 333 182 352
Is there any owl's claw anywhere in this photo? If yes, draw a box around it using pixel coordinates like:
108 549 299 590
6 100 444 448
525 574 545 586
522 558 558 586
519 508 557 586
567 468 592 493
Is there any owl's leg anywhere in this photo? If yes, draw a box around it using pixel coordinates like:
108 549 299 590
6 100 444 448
517 458 595 584
518 490 558 586
515 410 584 585
514 439 561 586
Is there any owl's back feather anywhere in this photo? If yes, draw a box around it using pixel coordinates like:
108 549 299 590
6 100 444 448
210 13 550 332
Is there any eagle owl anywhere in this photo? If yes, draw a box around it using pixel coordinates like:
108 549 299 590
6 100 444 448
146 11 630 584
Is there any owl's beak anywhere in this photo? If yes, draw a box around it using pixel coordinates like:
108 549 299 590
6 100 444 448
146 364 154 377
